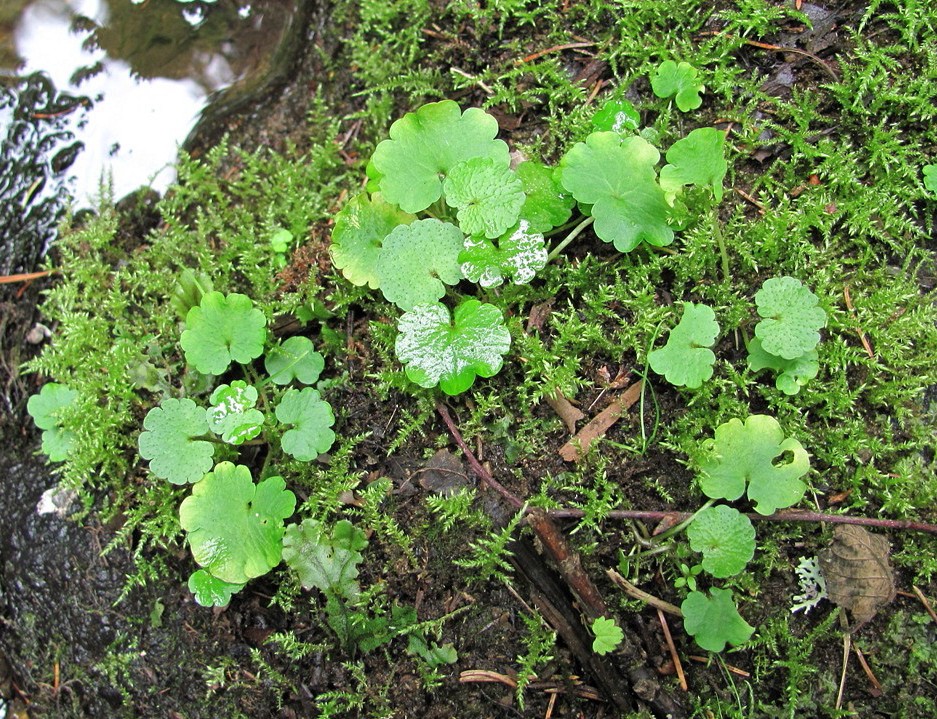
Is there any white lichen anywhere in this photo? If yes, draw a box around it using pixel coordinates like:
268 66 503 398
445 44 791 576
791 555 827 614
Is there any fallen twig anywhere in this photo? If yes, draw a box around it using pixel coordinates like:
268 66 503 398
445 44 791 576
606 569 682 617
559 381 642 462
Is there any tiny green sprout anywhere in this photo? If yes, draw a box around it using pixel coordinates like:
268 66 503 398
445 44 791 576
923 164 937 193
443 157 526 239
269 228 292 254
179 462 295 585
591 616 624 655
264 335 325 386
673 562 704 592
558 132 673 251
138 397 215 485
651 60 704 112
407 635 459 668
207 380 264 445
515 161 575 233
27 382 78 462
395 300 512 395
648 302 719 388
370 99 511 213
747 336 819 395
698 414 810 515
459 220 547 288
330 193 415 289
686 504 755 578
282 518 368 599
188 569 245 608
374 219 464 310
180 291 267 375
659 127 727 202
170 269 213 320
754 276 827 360
591 97 640 134
681 588 754 652
275 387 336 461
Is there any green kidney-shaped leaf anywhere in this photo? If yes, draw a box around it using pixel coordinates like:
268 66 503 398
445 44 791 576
681 588 753 652
754 276 827 360
923 164 937 193
592 98 640 134
27 382 78 462
180 292 267 375
648 302 719 388
651 60 704 112
282 518 368 599
687 505 755 578
591 616 624 655
188 569 245 608
265 335 325 386
459 220 547 288
179 462 295 584
443 157 526 239
747 337 819 395
370 100 511 213
138 398 214 485
330 193 416 289
374 219 464 310
515 161 575 233
207 380 264 445
559 132 673 251
275 387 336 461
395 300 512 395
698 414 810 515
659 128 727 202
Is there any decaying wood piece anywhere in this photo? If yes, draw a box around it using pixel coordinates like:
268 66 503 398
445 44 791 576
559 381 643 462
545 389 585 434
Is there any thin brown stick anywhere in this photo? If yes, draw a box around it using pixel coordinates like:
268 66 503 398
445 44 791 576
0 269 57 284
606 569 682 617
912 585 937 624
688 656 750 678
657 608 687 692
517 42 595 64
852 644 883 696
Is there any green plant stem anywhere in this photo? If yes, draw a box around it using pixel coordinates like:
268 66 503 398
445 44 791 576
547 216 594 263
712 210 730 283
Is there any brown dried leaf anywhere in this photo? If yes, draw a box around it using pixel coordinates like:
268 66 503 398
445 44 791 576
545 389 585 434
559 382 642 462
418 449 470 497
818 525 896 630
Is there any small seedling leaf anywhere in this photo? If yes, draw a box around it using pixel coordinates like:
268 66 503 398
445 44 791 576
408 635 459 667
687 505 755 578
275 387 336 461
698 414 810 515
515 161 575 233
330 193 415 289
282 518 367 599
188 569 245 608
923 164 937 193
374 218 464 310
592 98 640 134
180 291 267 375
659 127 727 202
648 302 719 388
591 616 624 655
370 100 510 213
754 276 826 360
459 220 547 287
395 300 512 395
27 382 78 462
138 398 214 485
170 269 213 320
747 337 819 395
443 157 525 239
559 132 673 251
651 60 704 112
207 380 264 445
681 588 753 652
265 335 325 386
179 462 295 584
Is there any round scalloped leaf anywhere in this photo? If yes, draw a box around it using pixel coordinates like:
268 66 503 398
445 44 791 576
395 300 512 395
681 588 753 652
651 60 704 112
179 462 295 584
275 387 336 461
592 98 640 134
370 100 510 213
27 383 78 462
559 132 673 251
265 336 325 386
282 518 368 598
459 220 547 288
207 380 264 445
180 292 267 375
687 505 755 578
374 219 464 310
443 157 525 239
698 414 810 515
754 277 827 360
591 616 624 655
659 128 727 202
648 302 719 388
138 398 214 485
330 193 415 289
515 161 575 233
747 337 819 395
188 569 245 608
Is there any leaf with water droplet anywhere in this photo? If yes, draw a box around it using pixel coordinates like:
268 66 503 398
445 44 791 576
188 569 245 608
754 277 826 360
459 220 547 288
